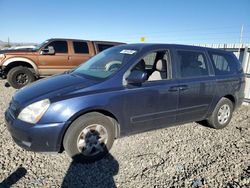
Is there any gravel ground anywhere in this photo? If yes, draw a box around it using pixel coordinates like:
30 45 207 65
0 80 249 188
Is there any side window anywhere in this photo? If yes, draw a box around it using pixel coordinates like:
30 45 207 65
45 41 68 53
143 52 157 69
97 44 115 52
208 52 237 75
73 41 89 54
131 50 170 81
177 50 209 78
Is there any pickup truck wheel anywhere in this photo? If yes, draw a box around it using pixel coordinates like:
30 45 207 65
63 112 116 163
7 66 35 89
206 97 233 129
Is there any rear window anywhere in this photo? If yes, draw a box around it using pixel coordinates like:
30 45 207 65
97 44 115 52
45 41 68 53
208 52 238 75
73 41 89 54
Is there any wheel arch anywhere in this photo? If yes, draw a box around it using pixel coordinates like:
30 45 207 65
223 94 236 109
59 109 121 153
3 57 39 75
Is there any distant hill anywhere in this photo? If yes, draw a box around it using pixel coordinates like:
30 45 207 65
0 40 37 49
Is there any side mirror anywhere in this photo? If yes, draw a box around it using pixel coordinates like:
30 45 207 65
126 70 147 84
41 46 55 55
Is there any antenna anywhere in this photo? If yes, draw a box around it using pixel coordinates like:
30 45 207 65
239 25 244 44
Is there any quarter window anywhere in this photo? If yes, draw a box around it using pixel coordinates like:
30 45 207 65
73 41 89 54
208 52 237 75
177 50 209 78
45 41 68 53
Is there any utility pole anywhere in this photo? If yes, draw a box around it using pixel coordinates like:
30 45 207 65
238 25 244 58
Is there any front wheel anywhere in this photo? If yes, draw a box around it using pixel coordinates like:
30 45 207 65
63 112 116 163
206 97 234 129
7 66 35 89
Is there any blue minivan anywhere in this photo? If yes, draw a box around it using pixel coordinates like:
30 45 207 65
5 44 245 162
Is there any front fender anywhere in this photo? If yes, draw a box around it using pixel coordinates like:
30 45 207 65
2 57 39 74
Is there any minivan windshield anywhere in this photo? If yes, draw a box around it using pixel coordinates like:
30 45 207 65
73 47 137 79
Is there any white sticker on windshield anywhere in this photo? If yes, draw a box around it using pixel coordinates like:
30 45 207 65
120 49 137 54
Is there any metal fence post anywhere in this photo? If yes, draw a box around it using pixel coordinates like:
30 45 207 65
242 46 249 73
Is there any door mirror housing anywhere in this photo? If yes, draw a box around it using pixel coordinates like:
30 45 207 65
126 70 147 84
41 46 55 55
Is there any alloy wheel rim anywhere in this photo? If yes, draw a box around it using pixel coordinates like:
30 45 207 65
77 124 108 156
217 104 230 125
16 73 28 85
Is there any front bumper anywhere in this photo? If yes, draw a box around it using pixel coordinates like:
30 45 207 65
5 108 67 152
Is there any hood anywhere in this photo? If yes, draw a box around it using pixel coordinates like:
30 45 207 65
0 48 36 54
13 73 99 105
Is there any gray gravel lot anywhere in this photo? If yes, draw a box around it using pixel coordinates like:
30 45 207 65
0 80 249 188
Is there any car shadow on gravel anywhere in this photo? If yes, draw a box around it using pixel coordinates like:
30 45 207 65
61 153 119 188
0 167 27 188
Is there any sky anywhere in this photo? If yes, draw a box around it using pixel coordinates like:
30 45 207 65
0 0 250 44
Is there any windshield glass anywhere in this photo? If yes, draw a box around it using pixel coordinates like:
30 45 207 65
32 40 49 51
73 47 137 79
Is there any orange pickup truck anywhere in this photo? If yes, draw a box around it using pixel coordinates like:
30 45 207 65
0 38 123 88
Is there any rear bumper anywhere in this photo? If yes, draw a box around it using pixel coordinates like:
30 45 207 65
244 74 250 103
236 97 244 109
5 108 67 152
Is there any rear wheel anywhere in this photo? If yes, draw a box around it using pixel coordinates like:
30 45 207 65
7 66 35 89
63 112 116 163
206 97 233 129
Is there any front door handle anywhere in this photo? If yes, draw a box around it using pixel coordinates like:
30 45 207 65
179 85 188 91
168 85 188 92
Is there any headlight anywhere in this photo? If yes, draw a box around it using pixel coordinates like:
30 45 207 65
18 99 50 124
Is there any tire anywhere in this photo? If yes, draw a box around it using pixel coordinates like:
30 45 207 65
206 97 234 129
7 66 35 89
63 112 116 163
